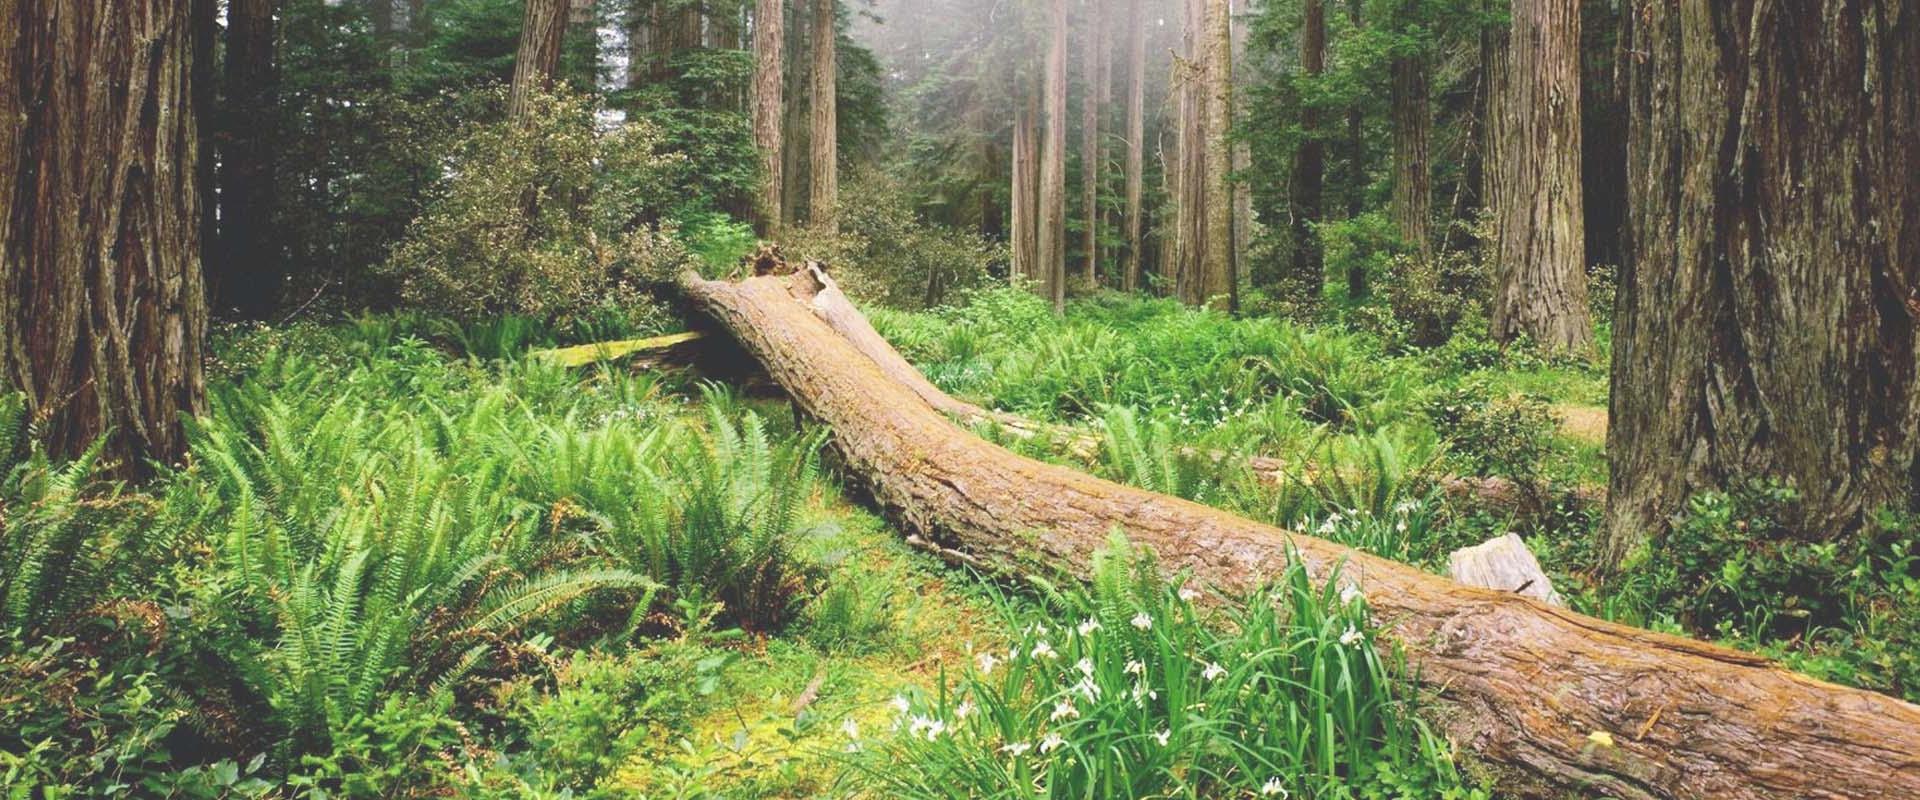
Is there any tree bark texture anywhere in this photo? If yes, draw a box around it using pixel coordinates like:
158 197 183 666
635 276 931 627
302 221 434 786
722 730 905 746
683 265 1920 800
1389 1 1431 257
1606 0 1920 563
752 0 785 232
1201 0 1234 311
1122 0 1147 292
808 0 838 231
217 0 281 319
1488 0 1592 352
0 0 209 474
1342 0 1366 297
1012 84 1040 290
510 0 570 121
1079 1 1101 285
1172 0 1208 306
1290 0 1327 298
1038 0 1069 311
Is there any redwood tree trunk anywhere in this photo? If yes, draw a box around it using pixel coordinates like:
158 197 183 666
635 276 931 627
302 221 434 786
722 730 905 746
1606 0 1920 563
510 0 569 120
0 0 209 474
1201 0 1234 311
1122 0 1146 292
217 0 281 319
752 0 785 232
1388 0 1431 257
1172 0 1207 305
1290 0 1327 299
1078 4 1101 285
1342 0 1366 297
808 0 838 231
684 265 1920 800
1038 0 1069 311
1489 0 1592 352
1011 83 1040 288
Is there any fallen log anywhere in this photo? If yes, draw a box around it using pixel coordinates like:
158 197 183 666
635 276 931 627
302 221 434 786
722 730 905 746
680 265 1920 800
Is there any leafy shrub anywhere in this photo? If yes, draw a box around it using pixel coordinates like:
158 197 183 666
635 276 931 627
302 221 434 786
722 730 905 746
853 536 1483 799
383 87 692 322
1350 216 1493 350
1622 483 1920 699
1425 381 1559 484
784 169 1005 309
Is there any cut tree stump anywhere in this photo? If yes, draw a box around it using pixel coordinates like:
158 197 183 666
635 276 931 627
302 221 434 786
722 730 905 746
679 265 1920 800
1448 532 1565 607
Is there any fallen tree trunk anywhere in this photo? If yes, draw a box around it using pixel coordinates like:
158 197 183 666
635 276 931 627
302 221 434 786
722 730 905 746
681 265 1920 800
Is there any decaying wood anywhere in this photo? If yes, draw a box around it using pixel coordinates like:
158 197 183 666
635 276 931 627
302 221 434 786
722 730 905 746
680 265 1920 800
1447 532 1564 607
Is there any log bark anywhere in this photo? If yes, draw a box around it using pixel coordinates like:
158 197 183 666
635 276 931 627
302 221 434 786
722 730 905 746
681 265 1920 800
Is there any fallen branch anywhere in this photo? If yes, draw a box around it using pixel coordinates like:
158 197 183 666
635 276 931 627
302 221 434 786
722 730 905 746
680 265 1920 800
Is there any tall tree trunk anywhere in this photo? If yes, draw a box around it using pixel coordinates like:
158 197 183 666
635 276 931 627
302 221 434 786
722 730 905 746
1291 0 1326 299
1580 0 1628 271
1201 0 1234 311
218 0 281 319
1122 0 1146 292
1172 0 1208 305
0 0 209 475
1012 84 1040 288
752 0 785 232
1342 0 1367 296
511 0 570 121
1388 1 1431 257
1038 0 1069 311
1078 2 1101 285
1488 0 1591 352
808 0 838 231
1606 0 1920 564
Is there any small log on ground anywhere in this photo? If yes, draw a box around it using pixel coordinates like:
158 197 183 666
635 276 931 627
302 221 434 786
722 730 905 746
1448 533 1566 607
680 265 1920 800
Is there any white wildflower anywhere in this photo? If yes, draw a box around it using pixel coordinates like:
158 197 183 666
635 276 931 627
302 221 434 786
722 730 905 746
1030 640 1058 660
890 695 911 715
954 699 977 720
1070 678 1101 701
1076 617 1101 637
1339 583 1363 605
1260 776 1288 797
1000 741 1033 757
977 651 1000 675
1339 625 1365 647
1124 659 1145 676
841 717 860 740
1395 519 1408 533
1075 657 1095 677
1039 732 1067 754
1177 586 1201 602
1201 661 1227 682
1151 728 1171 746
1130 611 1153 631
1050 700 1079 721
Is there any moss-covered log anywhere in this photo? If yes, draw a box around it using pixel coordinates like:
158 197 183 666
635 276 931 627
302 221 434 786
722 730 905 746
681 264 1920 800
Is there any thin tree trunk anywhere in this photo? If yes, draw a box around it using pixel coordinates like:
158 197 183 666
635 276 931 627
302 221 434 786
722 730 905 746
1388 0 1431 257
1488 0 1591 352
752 0 785 232
1291 0 1326 299
1605 0 1920 565
511 0 570 121
1201 0 1234 311
1012 83 1040 287
0 0 209 475
1039 0 1069 311
218 0 281 319
1342 0 1366 296
1123 0 1147 292
684 264 1920 800
1172 0 1208 305
808 0 838 231
1079 2 1101 285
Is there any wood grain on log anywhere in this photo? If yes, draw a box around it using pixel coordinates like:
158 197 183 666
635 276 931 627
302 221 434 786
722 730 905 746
680 265 1920 800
